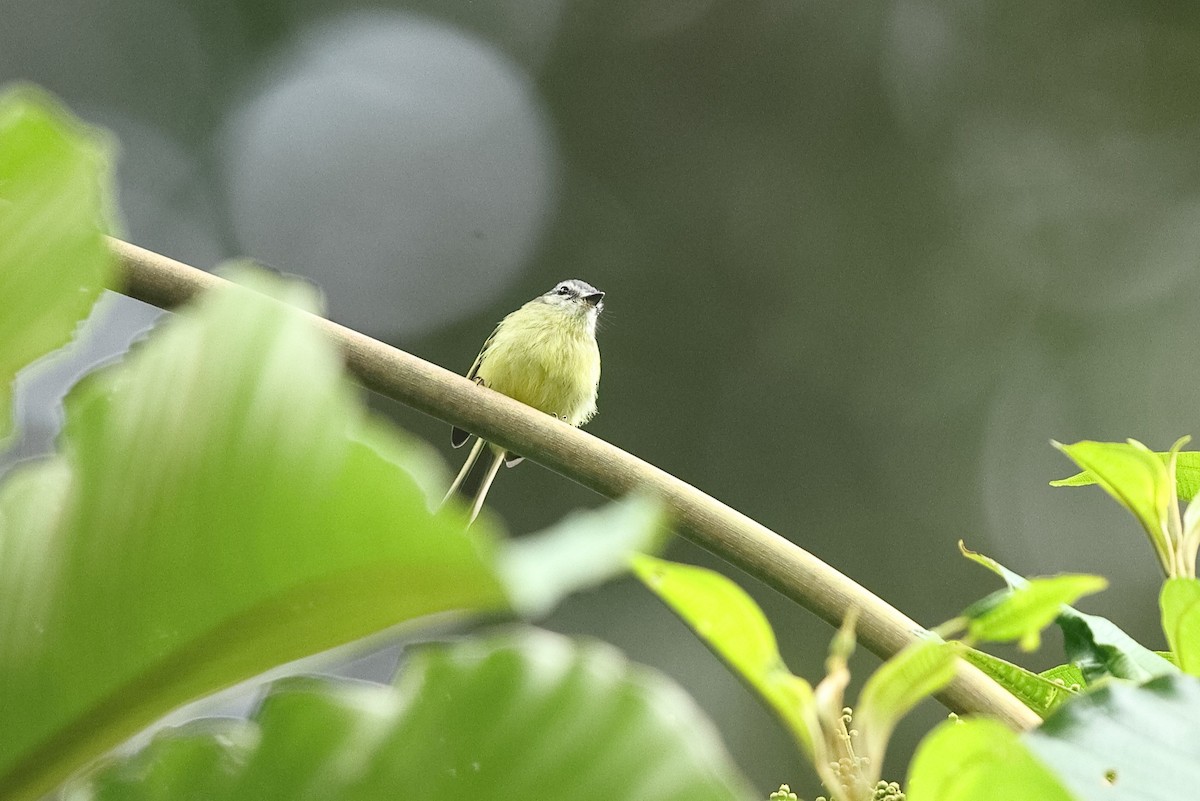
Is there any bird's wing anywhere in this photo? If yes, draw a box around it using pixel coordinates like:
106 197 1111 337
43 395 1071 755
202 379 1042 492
452 322 502 448
465 322 500 382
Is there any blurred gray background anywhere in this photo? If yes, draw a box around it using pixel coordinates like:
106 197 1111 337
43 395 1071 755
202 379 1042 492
5 0 1200 794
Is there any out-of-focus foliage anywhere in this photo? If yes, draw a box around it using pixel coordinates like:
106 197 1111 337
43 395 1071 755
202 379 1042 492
1025 674 1200 801
0 166 665 801
72 629 756 801
0 266 509 800
0 86 113 440
907 718 1075 801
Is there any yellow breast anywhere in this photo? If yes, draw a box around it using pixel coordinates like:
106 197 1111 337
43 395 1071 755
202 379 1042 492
475 301 601 426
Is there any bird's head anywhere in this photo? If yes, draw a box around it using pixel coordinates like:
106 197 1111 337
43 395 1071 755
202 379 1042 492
540 279 605 322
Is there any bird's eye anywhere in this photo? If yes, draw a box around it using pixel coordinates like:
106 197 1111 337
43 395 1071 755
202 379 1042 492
556 285 571 296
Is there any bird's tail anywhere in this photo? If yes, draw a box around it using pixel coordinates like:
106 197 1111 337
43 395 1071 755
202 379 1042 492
441 438 507 525
468 448 506 524
443 437 485 504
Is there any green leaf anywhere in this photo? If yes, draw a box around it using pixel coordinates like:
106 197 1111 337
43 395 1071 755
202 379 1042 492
961 648 1078 717
498 495 666 618
1025 673 1200 800
631 555 818 757
70 719 258 800
0 269 511 801
907 718 1075 801
960 544 1175 683
1053 450 1200 502
1039 663 1087 690
856 639 959 763
74 629 756 801
958 541 1028 589
0 85 115 440
1154 650 1179 667
1058 607 1177 684
1161 578 1200 676
964 575 1108 651
1052 440 1177 571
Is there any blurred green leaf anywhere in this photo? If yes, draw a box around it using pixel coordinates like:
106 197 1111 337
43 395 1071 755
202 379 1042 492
1025 673 1200 800
1053 450 1200 502
856 639 959 763
499 495 665 618
631 555 817 757
964 575 1108 651
1160 578 1200 676
1051 439 1178 572
70 719 259 801
960 543 1175 683
75 629 756 801
907 718 1075 801
0 85 114 440
961 649 1077 717
1155 650 1179 667
0 269 511 801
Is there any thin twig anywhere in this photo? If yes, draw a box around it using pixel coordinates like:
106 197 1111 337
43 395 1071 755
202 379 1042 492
108 236 1040 730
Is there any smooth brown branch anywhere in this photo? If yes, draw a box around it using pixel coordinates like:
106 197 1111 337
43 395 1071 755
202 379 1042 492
108 236 1041 731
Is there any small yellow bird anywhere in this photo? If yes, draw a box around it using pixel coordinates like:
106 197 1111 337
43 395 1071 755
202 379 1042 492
444 279 604 522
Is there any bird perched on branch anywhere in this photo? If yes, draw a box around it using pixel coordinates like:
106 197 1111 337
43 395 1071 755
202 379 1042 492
443 279 604 522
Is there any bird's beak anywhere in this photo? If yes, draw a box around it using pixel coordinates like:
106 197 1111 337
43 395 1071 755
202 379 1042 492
583 291 605 307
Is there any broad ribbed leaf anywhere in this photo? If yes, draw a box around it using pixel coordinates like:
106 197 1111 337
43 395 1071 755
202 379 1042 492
75 629 756 801
0 270 509 800
631 555 817 756
0 86 114 439
1025 674 1200 800
1161 578 1200 676
908 718 1075 801
1039 663 1087 690
961 649 1076 717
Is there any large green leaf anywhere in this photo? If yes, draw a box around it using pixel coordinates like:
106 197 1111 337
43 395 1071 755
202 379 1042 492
631 555 817 757
963 574 1108 651
1024 673 1200 800
0 270 511 801
73 629 756 801
0 86 114 439
907 718 1075 801
1160 578 1200 676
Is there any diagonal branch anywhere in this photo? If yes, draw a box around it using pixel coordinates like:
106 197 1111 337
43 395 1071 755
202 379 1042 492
108 236 1040 730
